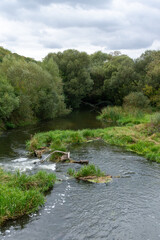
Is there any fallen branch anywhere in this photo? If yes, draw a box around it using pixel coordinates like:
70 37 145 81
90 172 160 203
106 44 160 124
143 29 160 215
40 150 89 164
69 160 89 165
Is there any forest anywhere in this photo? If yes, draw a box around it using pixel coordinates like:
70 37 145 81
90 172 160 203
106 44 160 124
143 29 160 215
0 46 160 129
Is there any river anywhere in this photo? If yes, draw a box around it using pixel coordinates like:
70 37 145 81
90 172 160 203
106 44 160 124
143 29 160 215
1 110 160 240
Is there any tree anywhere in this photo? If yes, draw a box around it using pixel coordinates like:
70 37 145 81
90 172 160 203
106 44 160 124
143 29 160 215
123 92 150 109
5 59 68 121
103 55 138 105
0 75 19 119
44 50 93 108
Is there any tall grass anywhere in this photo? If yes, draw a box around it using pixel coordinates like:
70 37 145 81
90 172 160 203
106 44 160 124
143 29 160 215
0 169 56 225
68 164 105 178
97 106 149 125
97 106 123 123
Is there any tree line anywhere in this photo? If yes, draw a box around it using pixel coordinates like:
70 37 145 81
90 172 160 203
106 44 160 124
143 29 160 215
0 46 160 128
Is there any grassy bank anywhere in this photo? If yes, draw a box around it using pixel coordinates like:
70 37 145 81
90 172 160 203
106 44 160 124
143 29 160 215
27 120 160 163
0 169 56 225
97 106 152 126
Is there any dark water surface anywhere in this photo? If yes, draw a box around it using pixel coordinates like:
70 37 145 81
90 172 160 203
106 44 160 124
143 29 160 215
1 111 160 240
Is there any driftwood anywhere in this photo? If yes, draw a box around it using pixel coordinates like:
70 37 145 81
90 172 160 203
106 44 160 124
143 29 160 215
69 160 89 164
39 150 89 165
34 147 49 158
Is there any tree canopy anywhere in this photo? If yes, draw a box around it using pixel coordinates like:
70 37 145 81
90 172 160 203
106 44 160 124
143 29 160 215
1 47 160 128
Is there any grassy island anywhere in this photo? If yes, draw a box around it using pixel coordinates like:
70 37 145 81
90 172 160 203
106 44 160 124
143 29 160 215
68 164 112 183
0 169 56 225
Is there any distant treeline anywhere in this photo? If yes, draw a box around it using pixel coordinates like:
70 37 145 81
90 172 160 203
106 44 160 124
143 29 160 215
0 47 160 128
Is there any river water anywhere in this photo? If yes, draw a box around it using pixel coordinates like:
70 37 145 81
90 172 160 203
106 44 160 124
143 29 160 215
1 111 160 240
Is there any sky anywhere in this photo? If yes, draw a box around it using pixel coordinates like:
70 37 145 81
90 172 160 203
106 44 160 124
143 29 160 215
0 0 160 60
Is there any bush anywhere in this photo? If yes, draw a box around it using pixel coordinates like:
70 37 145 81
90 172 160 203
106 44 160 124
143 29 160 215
151 112 160 126
98 106 123 122
123 92 150 109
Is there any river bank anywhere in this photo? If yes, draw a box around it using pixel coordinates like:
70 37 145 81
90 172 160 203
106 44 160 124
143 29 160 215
1 110 160 239
28 123 160 163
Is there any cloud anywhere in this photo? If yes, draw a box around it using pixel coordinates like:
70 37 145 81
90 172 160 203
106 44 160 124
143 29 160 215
17 0 112 9
0 0 160 60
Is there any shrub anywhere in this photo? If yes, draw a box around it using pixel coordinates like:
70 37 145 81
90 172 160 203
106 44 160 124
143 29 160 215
151 112 160 126
98 106 123 122
123 92 150 109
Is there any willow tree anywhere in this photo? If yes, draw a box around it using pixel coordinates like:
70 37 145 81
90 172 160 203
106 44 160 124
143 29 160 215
3 58 68 122
45 50 93 108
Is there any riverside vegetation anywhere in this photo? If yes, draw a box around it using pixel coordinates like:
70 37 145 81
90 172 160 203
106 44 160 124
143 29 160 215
1 47 160 130
1 108 160 225
0 169 56 225
1 47 160 225
27 107 160 163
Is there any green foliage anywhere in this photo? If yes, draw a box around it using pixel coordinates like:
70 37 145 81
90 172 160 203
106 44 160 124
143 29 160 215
98 106 150 126
0 169 56 225
98 106 123 122
0 55 69 125
68 164 105 178
68 132 84 144
151 112 160 126
82 129 95 138
0 47 11 62
0 76 19 120
45 50 93 108
0 185 44 225
90 51 109 66
123 92 150 109
28 122 160 163
6 60 67 120
67 168 75 176
1 46 160 130
103 55 137 105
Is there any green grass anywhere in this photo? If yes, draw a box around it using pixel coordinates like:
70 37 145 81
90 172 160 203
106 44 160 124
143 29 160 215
0 169 56 225
27 120 160 163
97 106 151 126
68 164 105 178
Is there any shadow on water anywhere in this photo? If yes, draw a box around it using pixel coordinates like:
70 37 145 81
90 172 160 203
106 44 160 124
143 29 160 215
1 111 160 239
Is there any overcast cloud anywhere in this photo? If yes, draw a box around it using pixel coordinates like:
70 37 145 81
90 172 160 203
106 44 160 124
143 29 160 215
0 0 160 60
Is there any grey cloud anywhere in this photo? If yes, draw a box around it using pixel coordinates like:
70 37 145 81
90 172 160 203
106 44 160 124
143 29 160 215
130 0 160 8
39 40 62 49
17 0 111 8
0 0 112 18
0 34 17 43
0 0 160 59
108 37 153 50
